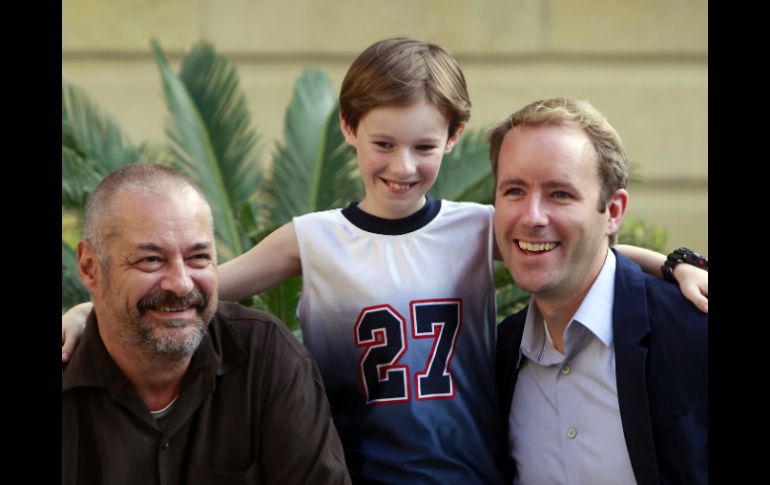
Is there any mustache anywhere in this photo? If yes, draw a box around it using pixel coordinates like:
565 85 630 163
137 289 209 313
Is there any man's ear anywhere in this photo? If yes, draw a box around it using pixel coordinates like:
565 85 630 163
77 240 100 294
605 188 629 236
339 112 357 146
445 123 466 154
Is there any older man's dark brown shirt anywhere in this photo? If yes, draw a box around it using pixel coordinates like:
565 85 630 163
62 301 350 485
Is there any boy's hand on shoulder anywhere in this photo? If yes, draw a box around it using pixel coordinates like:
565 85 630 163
674 264 708 314
62 301 93 362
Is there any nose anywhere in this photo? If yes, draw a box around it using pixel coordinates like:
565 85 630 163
390 149 417 177
521 196 548 228
161 259 194 296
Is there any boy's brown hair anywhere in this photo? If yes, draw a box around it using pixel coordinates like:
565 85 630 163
339 37 471 138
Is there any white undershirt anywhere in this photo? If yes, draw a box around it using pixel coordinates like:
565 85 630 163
150 395 178 419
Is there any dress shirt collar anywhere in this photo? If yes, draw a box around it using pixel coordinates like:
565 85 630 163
517 248 616 367
572 248 616 348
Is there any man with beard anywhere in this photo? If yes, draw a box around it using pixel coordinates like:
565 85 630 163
62 164 350 485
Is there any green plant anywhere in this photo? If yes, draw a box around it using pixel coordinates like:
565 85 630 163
61 39 502 326
62 39 667 327
62 79 156 312
617 217 667 253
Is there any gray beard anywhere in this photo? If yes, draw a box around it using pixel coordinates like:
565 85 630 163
119 314 208 365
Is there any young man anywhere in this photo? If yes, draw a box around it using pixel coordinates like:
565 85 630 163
492 98 707 484
62 164 350 485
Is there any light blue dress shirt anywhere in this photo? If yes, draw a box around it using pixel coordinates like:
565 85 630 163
509 250 637 485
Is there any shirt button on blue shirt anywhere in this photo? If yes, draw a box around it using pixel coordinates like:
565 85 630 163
567 428 577 439
561 364 571 375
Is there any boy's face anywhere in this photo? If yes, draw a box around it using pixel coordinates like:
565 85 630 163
341 98 463 219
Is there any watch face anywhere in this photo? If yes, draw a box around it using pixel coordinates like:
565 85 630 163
675 248 708 270
687 256 707 269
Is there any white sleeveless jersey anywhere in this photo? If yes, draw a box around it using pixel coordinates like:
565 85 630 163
294 198 506 484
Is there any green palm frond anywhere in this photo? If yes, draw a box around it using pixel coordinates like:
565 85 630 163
252 276 303 332
62 80 145 209
493 261 530 322
62 241 90 313
315 106 362 209
138 140 169 166
62 142 103 210
152 39 264 261
268 68 360 225
178 41 265 219
429 128 495 204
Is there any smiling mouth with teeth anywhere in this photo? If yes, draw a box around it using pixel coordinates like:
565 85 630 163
156 306 191 312
516 240 559 253
138 289 208 315
383 179 417 192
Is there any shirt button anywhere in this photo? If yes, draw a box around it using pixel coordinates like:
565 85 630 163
567 428 577 439
561 364 571 375
161 442 170 449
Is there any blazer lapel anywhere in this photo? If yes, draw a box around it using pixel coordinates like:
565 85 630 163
496 309 527 420
495 308 528 481
612 251 659 485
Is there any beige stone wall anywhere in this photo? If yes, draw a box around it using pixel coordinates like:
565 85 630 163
63 0 707 254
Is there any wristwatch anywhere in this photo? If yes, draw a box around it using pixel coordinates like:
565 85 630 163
662 247 708 283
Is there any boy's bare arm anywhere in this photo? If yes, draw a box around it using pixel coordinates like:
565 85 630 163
218 221 302 301
62 302 93 361
615 244 708 313
62 222 303 362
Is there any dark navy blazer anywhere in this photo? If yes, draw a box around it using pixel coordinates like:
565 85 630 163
496 250 707 484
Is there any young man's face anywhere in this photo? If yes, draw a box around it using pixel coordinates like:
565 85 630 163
341 97 463 219
80 188 218 359
493 125 626 303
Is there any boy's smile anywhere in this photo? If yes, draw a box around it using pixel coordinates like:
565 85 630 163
341 97 464 220
382 179 418 194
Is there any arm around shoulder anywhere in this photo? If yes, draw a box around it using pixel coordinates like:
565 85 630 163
217 222 302 302
62 301 93 362
616 244 708 314
615 244 667 277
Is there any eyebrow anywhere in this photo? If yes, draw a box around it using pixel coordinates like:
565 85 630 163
497 177 527 188
189 242 213 251
135 242 213 252
136 243 163 252
543 180 579 192
369 133 443 143
497 178 579 192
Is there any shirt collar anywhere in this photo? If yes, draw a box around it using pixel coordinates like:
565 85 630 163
517 301 552 367
516 248 617 367
572 248 616 348
341 195 442 235
62 310 129 391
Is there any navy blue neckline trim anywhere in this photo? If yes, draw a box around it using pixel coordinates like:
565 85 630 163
341 196 442 235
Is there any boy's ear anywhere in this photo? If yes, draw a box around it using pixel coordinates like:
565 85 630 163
339 112 356 145
445 123 466 153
